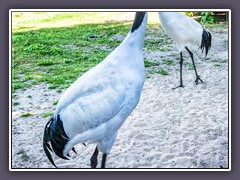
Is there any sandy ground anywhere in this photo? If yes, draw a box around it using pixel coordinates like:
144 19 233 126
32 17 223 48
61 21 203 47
11 27 229 169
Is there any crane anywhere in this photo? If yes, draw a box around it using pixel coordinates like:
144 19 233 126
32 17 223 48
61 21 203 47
43 12 148 168
158 12 212 88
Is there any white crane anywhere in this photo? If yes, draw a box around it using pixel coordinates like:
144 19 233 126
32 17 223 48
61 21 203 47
158 12 212 88
43 12 148 168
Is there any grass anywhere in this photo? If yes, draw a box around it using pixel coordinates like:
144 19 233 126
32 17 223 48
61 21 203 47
41 112 54 118
144 60 159 67
210 58 227 63
17 149 30 161
13 102 20 106
149 68 169 76
163 59 176 66
21 112 33 117
53 100 58 105
156 68 169 75
12 12 124 92
144 24 173 52
11 12 227 93
204 22 228 30
11 12 163 93
203 57 211 61
12 12 140 93
184 62 194 70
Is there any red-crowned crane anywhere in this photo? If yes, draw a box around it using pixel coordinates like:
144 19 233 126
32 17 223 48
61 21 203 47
43 12 148 168
158 12 212 89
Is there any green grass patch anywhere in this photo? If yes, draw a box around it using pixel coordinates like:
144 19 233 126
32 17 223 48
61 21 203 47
156 68 169 75
144 38 172 52
11 12 227 92
12 12 135 92
41 112 54 118
149 68 169 76
144 60 159 67
204 23 228 30
21 112 33 117
211 58 226 63
17 149 30 161
203 57 211 61
184 62 194 70
146 74 151 79
53 100 58 105
13 102 20 106
163 59 175 66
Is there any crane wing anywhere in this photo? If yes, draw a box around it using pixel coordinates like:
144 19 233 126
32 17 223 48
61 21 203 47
58 74 127 138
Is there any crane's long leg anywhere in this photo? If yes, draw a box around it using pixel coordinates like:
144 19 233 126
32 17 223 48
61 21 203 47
173 52 184 89
185 47 203 85
90 146 99 168
101 153 107 168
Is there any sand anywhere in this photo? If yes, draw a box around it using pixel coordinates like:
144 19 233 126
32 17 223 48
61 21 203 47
11 27 229 169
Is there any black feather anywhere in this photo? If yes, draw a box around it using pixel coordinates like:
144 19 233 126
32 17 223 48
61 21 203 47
131 12 146 33
49 115 70 159
43 115 71 168
72 147 77 154
43 116 58 168
200 28 212 57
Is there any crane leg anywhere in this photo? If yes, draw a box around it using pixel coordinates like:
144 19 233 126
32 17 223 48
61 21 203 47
101 153 107 168
173 52 184 89
185 47 203 85
90 146 99 168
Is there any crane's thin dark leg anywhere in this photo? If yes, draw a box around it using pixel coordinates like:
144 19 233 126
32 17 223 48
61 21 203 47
185 47 203 85
101 153 107 168
90 146 99 168
173 52 184 89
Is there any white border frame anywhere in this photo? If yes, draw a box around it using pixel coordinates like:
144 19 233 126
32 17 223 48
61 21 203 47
9 9 231 172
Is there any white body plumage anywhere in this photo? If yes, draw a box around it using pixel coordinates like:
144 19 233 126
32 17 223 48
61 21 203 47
158 12 211 88
158 12 203 52
51 13 148 160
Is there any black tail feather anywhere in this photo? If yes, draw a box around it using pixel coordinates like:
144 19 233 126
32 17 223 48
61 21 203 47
200 28 212 57
49 115 70 160
43 116 58 168
43 115 70 168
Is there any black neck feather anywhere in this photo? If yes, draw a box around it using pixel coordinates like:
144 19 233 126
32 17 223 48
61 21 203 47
131 12 146 33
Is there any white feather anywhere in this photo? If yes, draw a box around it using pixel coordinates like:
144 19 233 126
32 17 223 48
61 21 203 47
158 12 203 51
52 13 148 157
